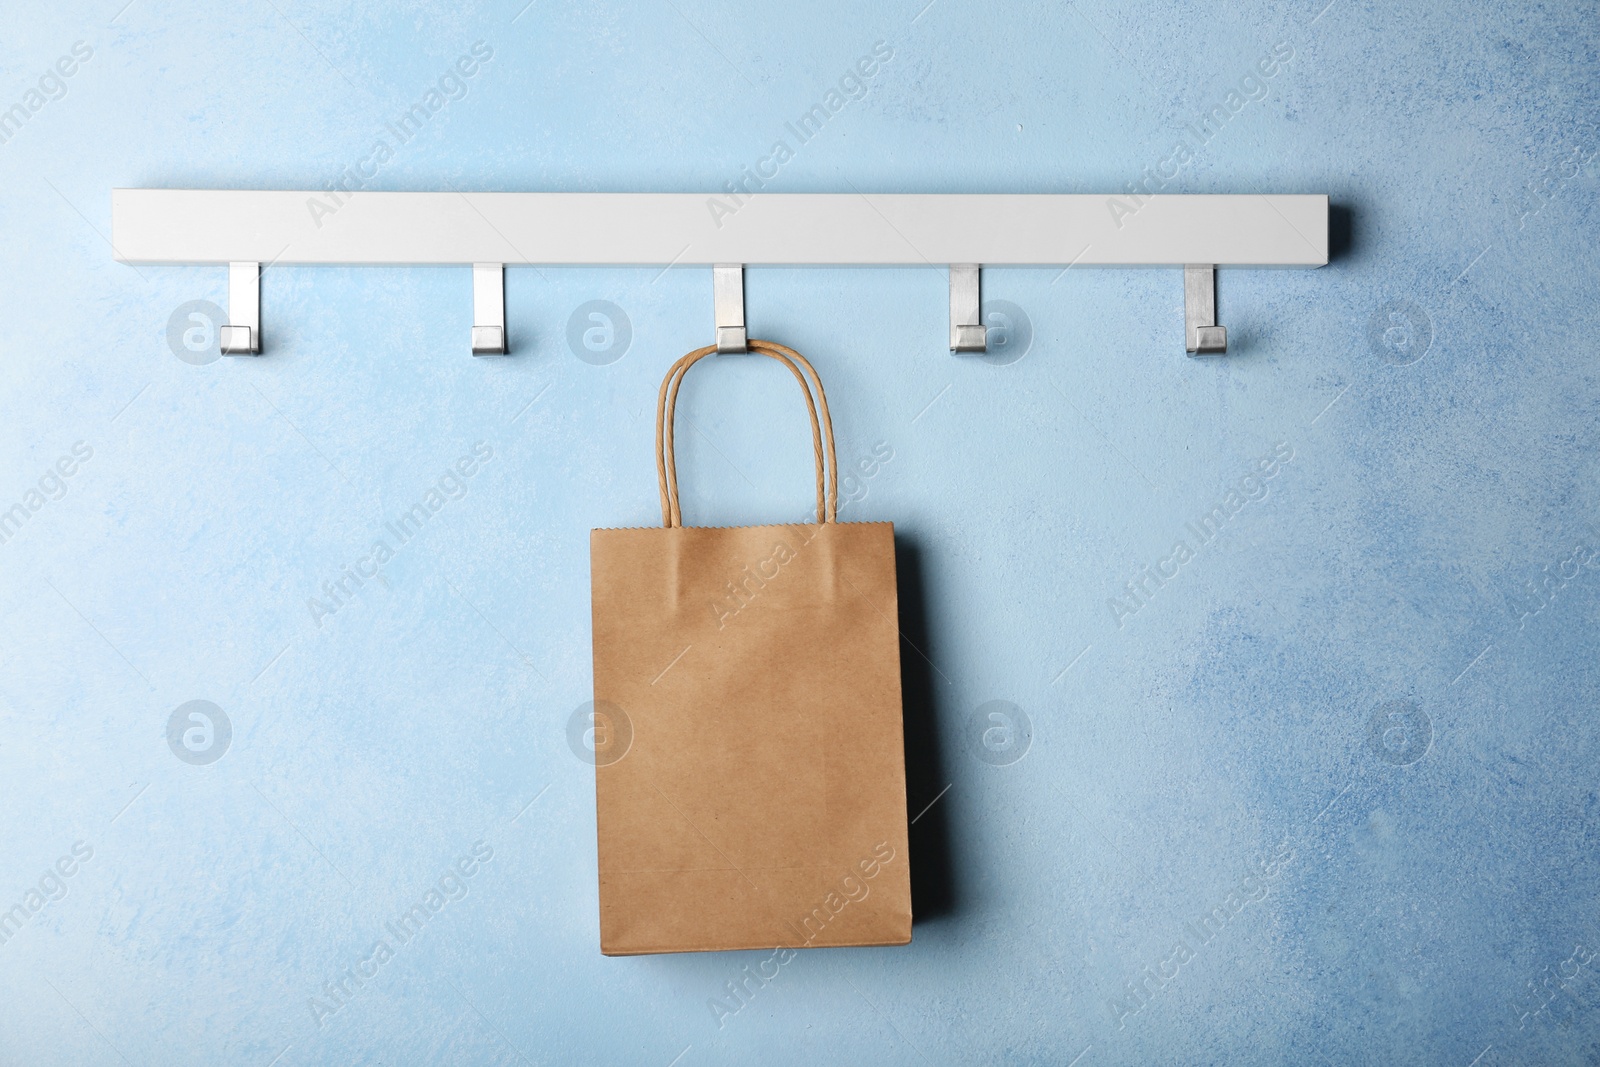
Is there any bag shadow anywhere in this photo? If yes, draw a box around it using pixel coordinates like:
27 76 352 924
894 533 957 923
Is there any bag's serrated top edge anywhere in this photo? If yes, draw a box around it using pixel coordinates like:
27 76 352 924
590 521 894 532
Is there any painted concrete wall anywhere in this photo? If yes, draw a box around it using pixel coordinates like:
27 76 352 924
0 0 1596 1063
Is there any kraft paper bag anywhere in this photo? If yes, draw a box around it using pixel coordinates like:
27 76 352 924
589 340 912 956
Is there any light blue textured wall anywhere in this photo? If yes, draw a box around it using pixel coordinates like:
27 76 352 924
1 0 1597 1063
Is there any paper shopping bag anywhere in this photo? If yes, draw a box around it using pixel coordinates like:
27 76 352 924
588 340 912 956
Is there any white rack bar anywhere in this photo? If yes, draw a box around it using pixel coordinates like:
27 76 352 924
111 191 1327 268
112 190 1327 357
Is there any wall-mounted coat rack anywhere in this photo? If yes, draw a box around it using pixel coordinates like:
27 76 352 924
111 191 1327 357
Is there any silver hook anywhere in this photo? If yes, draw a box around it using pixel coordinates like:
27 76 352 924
1184 265 1227 355
219 261 260 355
949 264 985 352
714 264 746 353
471 263 507 355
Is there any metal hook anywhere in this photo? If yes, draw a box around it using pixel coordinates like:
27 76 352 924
949 264 985 352
714 264 746 353
1184 265 1227 355
471 263 507 355
219 261 260 355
